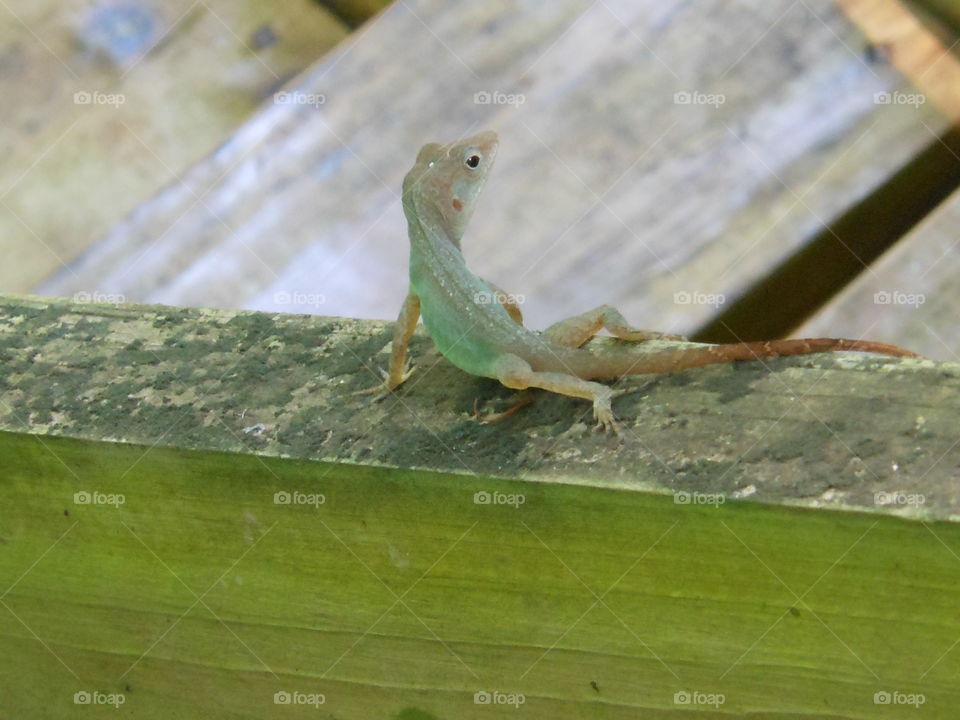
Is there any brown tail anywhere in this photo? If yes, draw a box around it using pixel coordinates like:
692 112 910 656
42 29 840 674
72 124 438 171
576 337 921 379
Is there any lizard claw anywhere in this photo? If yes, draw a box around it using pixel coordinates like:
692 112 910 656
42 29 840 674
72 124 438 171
590 385 646 437
592 409 621 436
399 363 415 383
352 382 392 401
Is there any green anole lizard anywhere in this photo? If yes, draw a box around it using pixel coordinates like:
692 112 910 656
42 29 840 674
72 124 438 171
366 130 919 433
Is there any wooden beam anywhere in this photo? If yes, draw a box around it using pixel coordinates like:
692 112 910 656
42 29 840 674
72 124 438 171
841 0 960 121
2 295 960 717
34 0 949 343
0 0 348 293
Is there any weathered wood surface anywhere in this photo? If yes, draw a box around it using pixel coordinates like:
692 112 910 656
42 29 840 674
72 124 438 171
2 294 958 515
841 0 960 121
0 0 347 293
3 296 960 718
786 0 960 361
797 184 960 360
34 0 947 339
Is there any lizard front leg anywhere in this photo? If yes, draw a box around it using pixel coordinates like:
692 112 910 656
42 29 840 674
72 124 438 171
385 291 421 387
358 291 420 395
491 353 626 434
544 304 683 348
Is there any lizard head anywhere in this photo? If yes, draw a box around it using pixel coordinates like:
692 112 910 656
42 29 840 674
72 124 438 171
402 130 499 244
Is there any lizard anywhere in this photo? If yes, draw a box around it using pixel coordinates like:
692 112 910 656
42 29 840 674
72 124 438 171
364 130 920 434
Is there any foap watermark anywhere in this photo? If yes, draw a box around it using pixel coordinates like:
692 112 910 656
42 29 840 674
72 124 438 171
274 491 325 507
473 290 524 307
874 490 925 507
674 690 725 708
674 290 725 308
873 290 924 308
273 290 326 309
474 490 525 509
74 690 125 708
674 491 725 507
874 690 925 708
73 290 125 305
274 90 326 108
74 90 125 108
474 690 525 708
674 90 725 108
74 491 125 508
874 91 925 107
273 690 325 707
473 90 525 107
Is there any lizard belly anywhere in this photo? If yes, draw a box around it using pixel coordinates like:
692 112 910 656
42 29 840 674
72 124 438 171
417 293 503 378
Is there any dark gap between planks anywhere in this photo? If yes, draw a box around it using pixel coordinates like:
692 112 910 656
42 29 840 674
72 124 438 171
694 126 960 344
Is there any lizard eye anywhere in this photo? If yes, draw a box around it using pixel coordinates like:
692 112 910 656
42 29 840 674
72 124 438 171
464 153 481 169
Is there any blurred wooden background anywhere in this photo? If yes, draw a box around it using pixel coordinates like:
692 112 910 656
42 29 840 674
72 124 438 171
4 0 960 359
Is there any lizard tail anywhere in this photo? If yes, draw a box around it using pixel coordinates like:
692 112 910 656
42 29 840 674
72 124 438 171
576 337 921 379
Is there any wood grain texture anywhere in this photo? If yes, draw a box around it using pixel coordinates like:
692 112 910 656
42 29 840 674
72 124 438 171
33 0 947 339
789 0 960 361
2 294 957 516
796 185 960 360
840 0 960 120
0 0 346 293
2 295 960 718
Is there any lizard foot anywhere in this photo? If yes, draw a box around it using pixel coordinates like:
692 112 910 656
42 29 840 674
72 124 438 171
591 388 622 437
591 386 645 436
592 403 621 436
353 365 415 400
472 391 535 423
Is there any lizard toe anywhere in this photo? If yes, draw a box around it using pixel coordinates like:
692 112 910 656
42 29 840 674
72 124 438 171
352 369 399 400
592 399 621 436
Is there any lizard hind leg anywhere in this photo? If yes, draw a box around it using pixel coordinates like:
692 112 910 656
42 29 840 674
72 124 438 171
492 353 624 434
543 304 684 348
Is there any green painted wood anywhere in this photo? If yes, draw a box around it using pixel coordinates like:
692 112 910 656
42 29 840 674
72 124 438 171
4 435 959 718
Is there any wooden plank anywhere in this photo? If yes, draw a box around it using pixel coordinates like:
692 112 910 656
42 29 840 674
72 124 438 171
0 0 347 293
842 0 960 121
692 0 960 346
4 294 956 512
783 0 960 361
2 295 960 718
910 0 960 35
796 185 960 360
34 0 948 340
